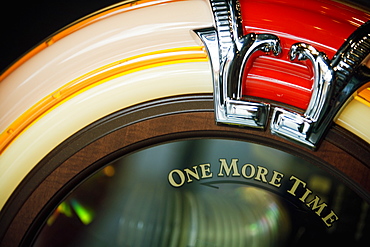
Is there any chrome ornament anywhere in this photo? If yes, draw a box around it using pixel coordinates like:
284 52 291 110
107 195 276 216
196 0 370 149
272 22 370 148
195 0 281 128
271 43 334 148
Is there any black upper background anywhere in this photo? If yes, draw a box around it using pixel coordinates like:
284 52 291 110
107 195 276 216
0 0 369 74
0 0 122 74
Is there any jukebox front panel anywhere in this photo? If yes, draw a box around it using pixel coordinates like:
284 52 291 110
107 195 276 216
30 137 369 246
6 104 370 246
0 0 369 246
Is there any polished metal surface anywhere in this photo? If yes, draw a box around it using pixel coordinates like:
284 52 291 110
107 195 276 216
271 43 334 148
197 0 370 148
195 0 281 128
272 21 370 148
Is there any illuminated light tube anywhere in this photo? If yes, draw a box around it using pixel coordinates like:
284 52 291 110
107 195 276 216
0 0 187 82
0 61 213 210
336 87 370 144
0 0 214 211
0 47 208 155
0 1 370 246
0 0 213 135
0 0 369 215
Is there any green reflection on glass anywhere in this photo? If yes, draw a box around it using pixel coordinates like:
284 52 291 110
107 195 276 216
33 139 370 247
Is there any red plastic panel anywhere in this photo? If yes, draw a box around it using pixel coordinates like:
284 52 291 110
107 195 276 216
239 0 370 109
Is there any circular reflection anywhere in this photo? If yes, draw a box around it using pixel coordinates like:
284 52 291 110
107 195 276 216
32 139 370 246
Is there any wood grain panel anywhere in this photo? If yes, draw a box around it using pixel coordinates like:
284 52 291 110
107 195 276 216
1 95 369 246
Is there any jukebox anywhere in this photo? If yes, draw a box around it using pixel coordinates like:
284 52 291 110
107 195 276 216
0 0 369 246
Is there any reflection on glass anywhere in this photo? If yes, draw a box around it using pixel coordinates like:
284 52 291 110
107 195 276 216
33 139 370 246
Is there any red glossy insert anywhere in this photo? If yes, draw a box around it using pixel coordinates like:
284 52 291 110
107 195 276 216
239 0 370 109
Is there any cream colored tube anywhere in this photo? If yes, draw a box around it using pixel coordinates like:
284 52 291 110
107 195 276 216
1 0 370 212
0 0 213 210
0 0 213 133
336 96 370 144
0 62 213 210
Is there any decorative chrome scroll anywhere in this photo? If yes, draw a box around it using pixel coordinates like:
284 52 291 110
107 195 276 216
195 0 281 128
196 0 369 149
270 44 334 148
271 21 370 148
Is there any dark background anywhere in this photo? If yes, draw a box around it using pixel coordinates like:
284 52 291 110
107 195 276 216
0 0 122 74
0 0 369 74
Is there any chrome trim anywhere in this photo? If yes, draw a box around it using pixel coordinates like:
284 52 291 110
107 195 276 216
272 21 370 149
271 43 334 148
195 0 281 128
197 1 369 149
331 20 370 95
290 43 333 123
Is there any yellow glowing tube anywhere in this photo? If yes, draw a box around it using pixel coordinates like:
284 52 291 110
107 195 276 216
0 47 207 154
336 87 370 144
0 0 184 82
355 87 370 107
0 0 214 212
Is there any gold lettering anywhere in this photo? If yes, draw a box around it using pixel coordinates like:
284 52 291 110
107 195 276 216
184 166 200 182
306 196 328 216
321 210 339 228
287 175 306 196
255 166 269 182
168 169 185 187
241 163 255 179
218 158 240 177
299 188 312 202
199 163 213 178
269 170 284 188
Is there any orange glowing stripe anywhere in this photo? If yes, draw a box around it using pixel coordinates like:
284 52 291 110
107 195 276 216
0 0 184 81
0 47 208 154
355 87 370 107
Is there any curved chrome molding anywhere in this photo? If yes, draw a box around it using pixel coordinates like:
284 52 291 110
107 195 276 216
195 0 281 128
331 20 370 94
272 21 370 149
271 44 334 148
290 44 333 123
197 1 369 149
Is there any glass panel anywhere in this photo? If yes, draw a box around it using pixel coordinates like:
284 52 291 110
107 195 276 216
33 139 370 246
